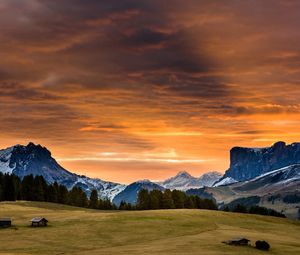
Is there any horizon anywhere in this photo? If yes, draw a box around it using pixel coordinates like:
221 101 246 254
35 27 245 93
0 140 294 184
1 1 300 183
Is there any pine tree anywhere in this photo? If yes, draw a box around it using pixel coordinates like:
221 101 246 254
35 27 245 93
33 176 47 201
119 201 127 210
89 189 99 208
46 185 56 202
149 190 163 209
172 190 185 209
137 189 150 210
184 196 195 209
162 189 175 209
3 174 16 201
57 185 68 204
21 175 34 200
0 173 4 201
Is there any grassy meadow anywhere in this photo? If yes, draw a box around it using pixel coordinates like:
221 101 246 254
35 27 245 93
0 201 299 255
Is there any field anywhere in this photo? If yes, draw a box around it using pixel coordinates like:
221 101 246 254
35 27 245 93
0 201 299 255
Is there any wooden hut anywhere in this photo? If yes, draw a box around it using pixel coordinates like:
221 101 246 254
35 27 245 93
30 217 48 227
0 218 12 228
223 238 250 246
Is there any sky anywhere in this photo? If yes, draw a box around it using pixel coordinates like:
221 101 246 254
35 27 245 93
1 0 300 183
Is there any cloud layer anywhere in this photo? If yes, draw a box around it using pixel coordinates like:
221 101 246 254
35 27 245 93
1 0 300 182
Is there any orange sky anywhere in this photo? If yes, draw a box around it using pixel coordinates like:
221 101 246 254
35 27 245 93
1 0 300 183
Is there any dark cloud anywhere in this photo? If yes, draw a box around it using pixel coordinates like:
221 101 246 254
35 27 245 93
121 28 169 47
0 0 300 181
0 83 62 101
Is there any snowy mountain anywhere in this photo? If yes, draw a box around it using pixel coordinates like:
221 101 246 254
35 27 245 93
158 171 199 190
113 180 164 205
0 143 221 203
198 171 223 187
158 171 222 191
0 143 125 200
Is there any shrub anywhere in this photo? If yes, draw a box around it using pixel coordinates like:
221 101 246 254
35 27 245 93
255 240 270 251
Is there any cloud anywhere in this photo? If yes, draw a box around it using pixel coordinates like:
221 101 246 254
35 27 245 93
0 0 300 182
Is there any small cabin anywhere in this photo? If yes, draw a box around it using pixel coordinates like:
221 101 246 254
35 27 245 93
30 217 48 227
223 238 250 246
0 218 12 228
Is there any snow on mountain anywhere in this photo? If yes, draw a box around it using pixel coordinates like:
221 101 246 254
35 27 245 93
213 177 238 187
71 176 126 201
0 146 15 174
159 171 199 190
0 143 125 200
234 164 300 192
158 170 222 191
198 171 223 187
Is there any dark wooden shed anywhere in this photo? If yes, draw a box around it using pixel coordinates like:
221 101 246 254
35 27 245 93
0 218 12 228
30 217 48 227
223 238 250 246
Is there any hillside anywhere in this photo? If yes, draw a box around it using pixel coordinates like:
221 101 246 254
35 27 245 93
0 201 299 255
200 165 300 219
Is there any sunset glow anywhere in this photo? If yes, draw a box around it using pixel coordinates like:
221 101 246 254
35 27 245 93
1 1 300 183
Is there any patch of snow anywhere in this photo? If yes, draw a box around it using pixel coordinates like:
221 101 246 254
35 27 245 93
0 146 15 174
251 164 300 181
198 171 223 187
72 176 126 201
213 177 238 187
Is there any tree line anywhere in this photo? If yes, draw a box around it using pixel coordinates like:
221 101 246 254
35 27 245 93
223 204 286 218
0 173 286 218
0 173 218 211
0 173 115 209
135 189 218 210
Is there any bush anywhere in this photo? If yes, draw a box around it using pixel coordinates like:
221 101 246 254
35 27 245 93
255 240 270 251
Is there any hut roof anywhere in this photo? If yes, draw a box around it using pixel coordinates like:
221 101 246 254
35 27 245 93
0 218 11 221
222 238 250 245
229 238 250 242
30 217 48 223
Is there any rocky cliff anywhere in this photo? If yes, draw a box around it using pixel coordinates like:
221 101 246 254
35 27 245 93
224 141 300 181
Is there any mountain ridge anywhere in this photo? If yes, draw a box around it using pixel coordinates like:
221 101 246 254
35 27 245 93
1 141 300 215
0 142 221 201
157 170 222 191
0 143 126 200
224 141 300 181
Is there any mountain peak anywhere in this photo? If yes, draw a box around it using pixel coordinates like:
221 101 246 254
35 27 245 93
176 170 192 178
27 142 37 147
0 143 124 201
136 179 152 184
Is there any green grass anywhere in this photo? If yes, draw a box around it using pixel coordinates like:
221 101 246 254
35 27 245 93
0 201 299 255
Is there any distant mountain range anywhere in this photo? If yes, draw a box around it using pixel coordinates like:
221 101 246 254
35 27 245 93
157 171 222 191
113 171 223 205
0 143 221 202
0 142 299 218
113 180 165 205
